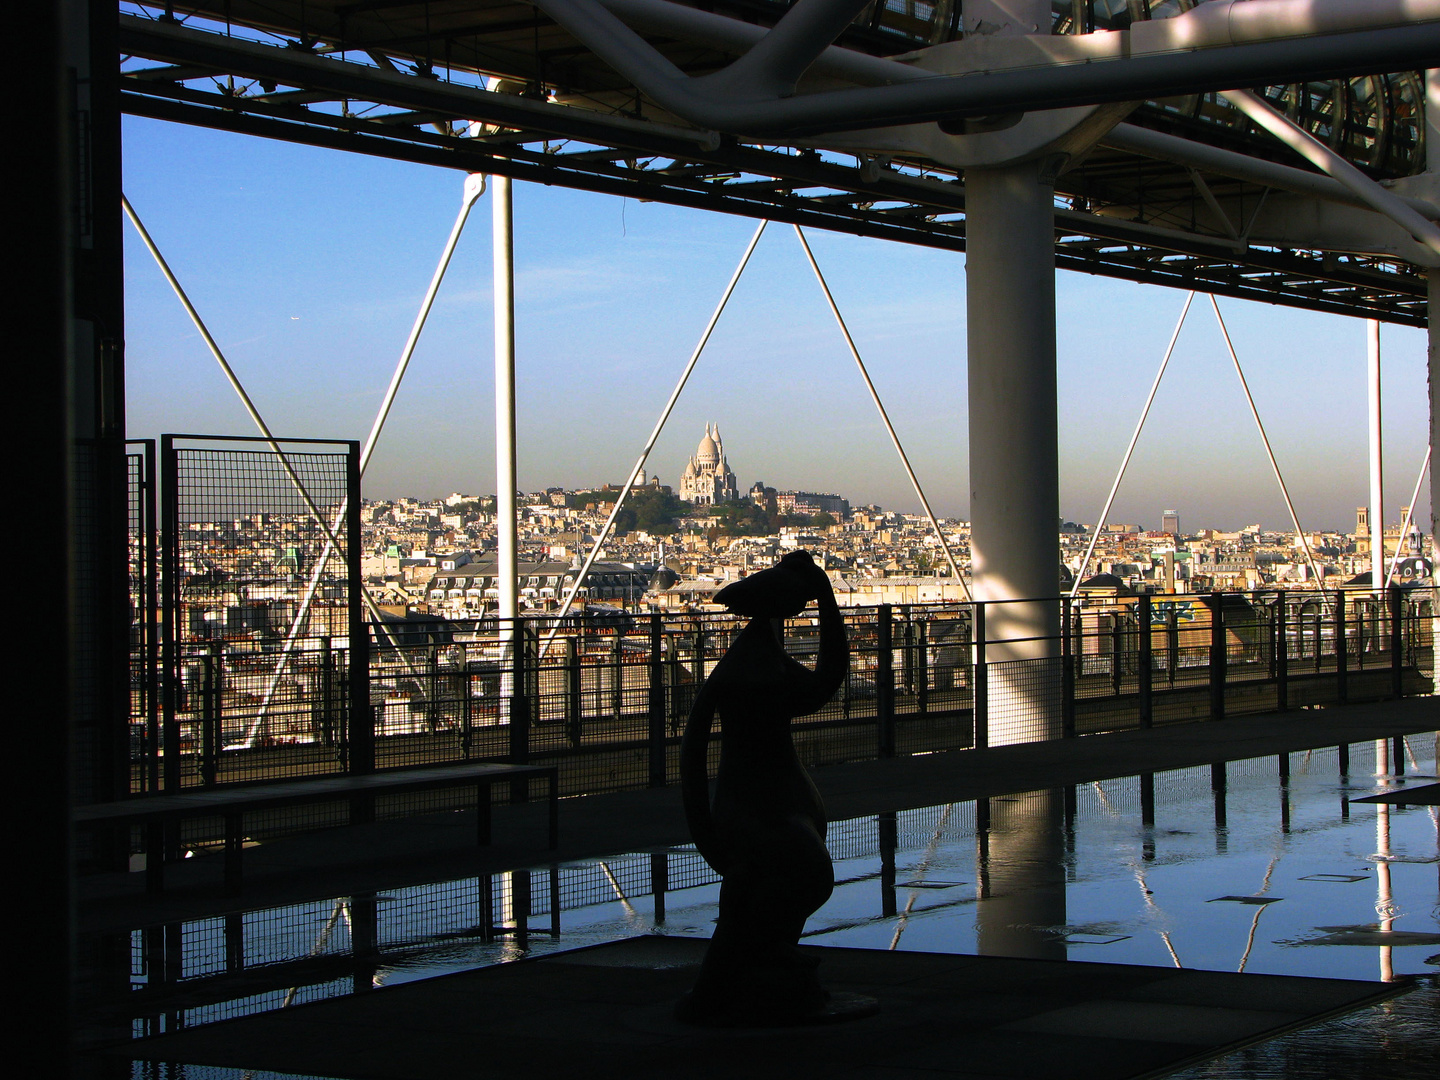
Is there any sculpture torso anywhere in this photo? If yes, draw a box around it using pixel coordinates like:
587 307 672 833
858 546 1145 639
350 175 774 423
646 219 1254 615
675 551 850 1025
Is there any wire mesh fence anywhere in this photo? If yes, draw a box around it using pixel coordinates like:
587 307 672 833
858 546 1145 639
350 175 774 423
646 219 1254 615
158 436 365 791
119 443 1436 806
122 581 1435 805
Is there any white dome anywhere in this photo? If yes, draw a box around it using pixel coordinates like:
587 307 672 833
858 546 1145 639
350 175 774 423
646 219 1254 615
695 432 719 466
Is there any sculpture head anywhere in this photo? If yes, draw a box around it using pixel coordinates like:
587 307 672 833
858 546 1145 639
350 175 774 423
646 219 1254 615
715 550 825 620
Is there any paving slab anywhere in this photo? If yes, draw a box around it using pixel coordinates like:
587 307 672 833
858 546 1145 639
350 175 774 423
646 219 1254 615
110 935 1408 1080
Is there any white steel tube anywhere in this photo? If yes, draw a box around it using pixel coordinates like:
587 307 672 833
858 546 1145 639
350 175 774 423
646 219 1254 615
792 224 970 600
1209 296 1326 587
1369 320 1386 592
275 174 489 684
494 174 519 626
1072 292 1195 596
540 219 769 656
1384 447 1430 591
364 174 487 472
1219 89 1440 260
1427 67 1440 692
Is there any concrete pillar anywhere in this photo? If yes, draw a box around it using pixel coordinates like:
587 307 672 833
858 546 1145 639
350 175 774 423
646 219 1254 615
966 157 1063 744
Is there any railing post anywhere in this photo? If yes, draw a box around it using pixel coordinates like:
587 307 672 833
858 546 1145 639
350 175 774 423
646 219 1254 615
345 440 372 775
973 603 987 750
1110 610 1122 696
902 610 915 695
877 604 895 758
201 642 220 785
610 630 624 719
1275 594 1288 712
509 617 531 803
1061 597 1076 738
1390 585 1404 698
1138 594 1153 729
648 614 666 787
319 635 335 747
160 434 181 793
1167 605 1179 688
565 635 582 748
1208 592 1226 720
1335 592 1348 704
916 618 929 716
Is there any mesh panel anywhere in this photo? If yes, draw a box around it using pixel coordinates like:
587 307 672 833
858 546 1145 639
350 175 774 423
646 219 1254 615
161 437 359 788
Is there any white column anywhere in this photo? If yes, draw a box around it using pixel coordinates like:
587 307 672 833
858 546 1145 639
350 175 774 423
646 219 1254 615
1369 319 1385 591
493 174 519 624
963 0 1061 745
966 158 1063 745
1427 69 1439 691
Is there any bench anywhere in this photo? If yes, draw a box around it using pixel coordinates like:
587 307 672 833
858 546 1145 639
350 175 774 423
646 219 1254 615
75 761 559 894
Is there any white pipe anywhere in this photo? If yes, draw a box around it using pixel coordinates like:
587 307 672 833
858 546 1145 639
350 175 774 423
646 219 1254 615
494 174 519 627
1209 296 1326 588
535 0 1440 133
1103 124 1440 222
365 173 487 471
1219 89 1440 260
1072 292 1194 596
792 224 969 599
539 219 769 657
1384 447 1430 591
1369 320 1386 592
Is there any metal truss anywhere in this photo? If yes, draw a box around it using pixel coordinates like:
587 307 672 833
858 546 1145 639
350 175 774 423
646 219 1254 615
118 8 1428 326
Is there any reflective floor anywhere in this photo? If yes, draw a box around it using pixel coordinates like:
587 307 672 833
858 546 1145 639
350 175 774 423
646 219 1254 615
97 735 1440 1079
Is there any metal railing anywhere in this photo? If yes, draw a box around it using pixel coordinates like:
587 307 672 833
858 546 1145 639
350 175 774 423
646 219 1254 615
127 586 1436 799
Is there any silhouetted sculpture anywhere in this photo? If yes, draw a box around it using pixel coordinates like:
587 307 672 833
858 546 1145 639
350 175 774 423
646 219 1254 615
676 550 874 1025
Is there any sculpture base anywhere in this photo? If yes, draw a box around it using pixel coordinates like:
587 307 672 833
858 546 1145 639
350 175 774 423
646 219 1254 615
673 990 880 1028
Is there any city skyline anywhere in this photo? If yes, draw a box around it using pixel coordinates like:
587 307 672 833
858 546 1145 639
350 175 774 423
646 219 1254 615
122 117 1432 534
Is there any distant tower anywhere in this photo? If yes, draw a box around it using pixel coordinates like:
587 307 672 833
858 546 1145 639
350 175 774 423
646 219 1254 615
1162 509 1180 536
679 424 738 505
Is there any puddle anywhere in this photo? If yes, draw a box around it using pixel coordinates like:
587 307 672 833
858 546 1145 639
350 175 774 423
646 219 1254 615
87 736 1440 1078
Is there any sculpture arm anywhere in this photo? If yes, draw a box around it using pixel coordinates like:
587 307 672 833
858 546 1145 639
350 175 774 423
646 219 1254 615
794 579 849 715
679 681 728 874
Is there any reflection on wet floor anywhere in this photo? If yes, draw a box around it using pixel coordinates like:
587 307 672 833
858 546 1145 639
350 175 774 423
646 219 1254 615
86 736 1440 1079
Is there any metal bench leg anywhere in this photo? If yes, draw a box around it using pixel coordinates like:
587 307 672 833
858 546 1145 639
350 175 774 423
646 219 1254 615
224 809 243 895
548 772 558 849
146 821 165 894
476 782 492 845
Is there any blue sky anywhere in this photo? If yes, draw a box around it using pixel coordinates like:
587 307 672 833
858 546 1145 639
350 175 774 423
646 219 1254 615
123 116 1432 533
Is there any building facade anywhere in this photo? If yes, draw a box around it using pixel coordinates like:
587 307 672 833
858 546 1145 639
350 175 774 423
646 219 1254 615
679 424 738 506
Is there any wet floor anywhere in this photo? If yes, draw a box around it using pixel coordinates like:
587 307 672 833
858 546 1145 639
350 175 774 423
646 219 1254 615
94 735 1439 1079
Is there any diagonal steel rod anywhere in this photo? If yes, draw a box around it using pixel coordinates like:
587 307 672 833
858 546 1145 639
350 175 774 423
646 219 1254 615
123 193 401 742
1210 295 1326 589
268 174 489 699
1072 292 1195 596
124 193 371 602
539 218 769 659
1384 447 1431 591
793 224 969 600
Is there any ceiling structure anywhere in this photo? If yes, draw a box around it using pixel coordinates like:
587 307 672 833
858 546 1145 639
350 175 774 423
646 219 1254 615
118 1 1438 325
